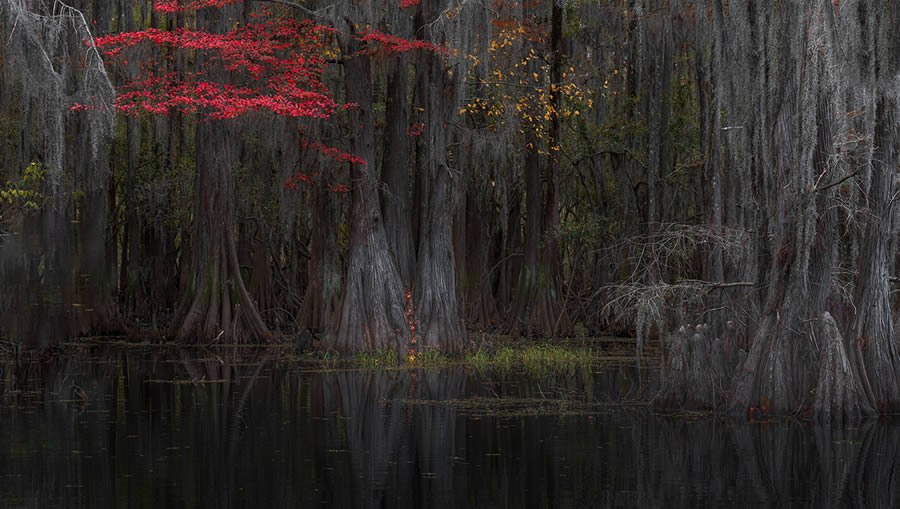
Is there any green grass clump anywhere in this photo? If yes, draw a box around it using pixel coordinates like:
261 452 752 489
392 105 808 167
339 340 597 376
484 344 593 377
349 349 400 369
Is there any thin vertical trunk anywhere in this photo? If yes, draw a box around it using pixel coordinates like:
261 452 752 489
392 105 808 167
696 0 726 339
300 167 341 331
511 0 542 333
699 0 724 286
512 127 542 331
498 191 522 315
543 0 566 335
463 184 500 328
120 114 139 312
510 0 566 337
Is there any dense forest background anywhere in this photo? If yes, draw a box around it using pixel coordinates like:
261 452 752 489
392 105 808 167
0 1 898 417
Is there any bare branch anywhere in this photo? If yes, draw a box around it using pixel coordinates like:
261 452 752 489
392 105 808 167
812 168 860 193
258 0 331 18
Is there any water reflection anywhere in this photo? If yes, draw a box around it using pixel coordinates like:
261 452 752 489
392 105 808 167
0 349 896 507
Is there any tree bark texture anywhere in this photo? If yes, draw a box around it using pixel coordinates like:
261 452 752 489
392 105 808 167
325 30 411 353
696 0 726 337
728 1 826 417
381 53 416 291
814 312 874 425
848 1 900 413
166 5 272 343
412 0 465 353
169 120 273 343
300 172 341 331
851 95 900 411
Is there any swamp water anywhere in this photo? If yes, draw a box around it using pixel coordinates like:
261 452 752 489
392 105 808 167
0 346 894 508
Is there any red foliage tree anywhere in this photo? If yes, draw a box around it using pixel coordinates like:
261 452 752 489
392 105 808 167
94 2 345 343
97 0 450 347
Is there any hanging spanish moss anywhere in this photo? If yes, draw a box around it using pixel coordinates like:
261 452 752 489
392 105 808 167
0 0 116 346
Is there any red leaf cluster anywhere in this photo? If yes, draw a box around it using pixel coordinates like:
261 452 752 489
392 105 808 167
154 0 242 12
358 29 448 55
284 172 318 189
90 1 445 176
284 171 348 193
302 140 367 166
407 122 424 136
94 18 339 119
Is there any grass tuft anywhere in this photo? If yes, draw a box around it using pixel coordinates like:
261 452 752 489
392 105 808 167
340 341 596 376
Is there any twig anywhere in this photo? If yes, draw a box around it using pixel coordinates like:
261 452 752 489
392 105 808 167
261 0 330 18
813 168 860 193
708 281 754 289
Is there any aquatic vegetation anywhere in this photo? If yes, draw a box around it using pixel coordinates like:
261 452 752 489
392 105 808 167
338 341 596 377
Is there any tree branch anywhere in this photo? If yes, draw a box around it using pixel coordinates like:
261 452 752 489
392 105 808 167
707 281 754 289
257 0 329 18
812 168 860 193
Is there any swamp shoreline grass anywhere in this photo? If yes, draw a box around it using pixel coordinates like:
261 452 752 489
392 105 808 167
43 333 659 375
0 333 664 418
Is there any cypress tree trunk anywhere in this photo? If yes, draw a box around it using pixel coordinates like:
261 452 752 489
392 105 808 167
166 5 272 343
511 0 563 337
512 125 543 333
324 30 411 353
645 5 672 249
542 0 567 336
697 0 725 331
300 171 341 331
381 53 416 290
814 312 874 424
412 0 465 353
464 191 500 328
851 95 900 411
847 2 900 413
169 120 273 343
729 1 838 417
498 189 523 315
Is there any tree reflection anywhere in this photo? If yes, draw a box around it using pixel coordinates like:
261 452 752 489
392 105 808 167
315 368 466 508
1 353 900 507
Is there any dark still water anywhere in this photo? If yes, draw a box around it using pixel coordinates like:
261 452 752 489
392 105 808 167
0 347 891 508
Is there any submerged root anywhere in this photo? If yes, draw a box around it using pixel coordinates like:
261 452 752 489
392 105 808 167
653 323 728 412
